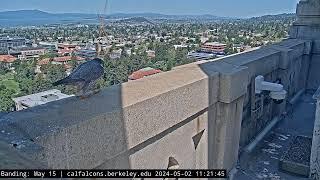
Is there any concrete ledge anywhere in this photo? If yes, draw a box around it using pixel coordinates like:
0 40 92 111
273 39 307 61
199 61 249 103
269 45 293 69
221 47 281 79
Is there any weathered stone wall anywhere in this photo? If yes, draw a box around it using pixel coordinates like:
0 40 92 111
201 39 312 148
289 0 320 90
307 44 320 90
311 87 320 180
291 1 320 179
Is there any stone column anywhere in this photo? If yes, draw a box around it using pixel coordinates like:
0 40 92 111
210 96 245 171
290 0 320 90
311 87 320 179
290 0 320 39
200 61 249 171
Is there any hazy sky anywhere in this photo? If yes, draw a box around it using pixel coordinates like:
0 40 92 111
0 0 300 18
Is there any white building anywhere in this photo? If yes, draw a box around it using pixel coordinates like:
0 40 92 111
13 89 73 111
187 52 216 61
39 42 58 52
174 45 188 50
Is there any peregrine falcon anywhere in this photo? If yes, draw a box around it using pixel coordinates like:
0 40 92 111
52 58 104 98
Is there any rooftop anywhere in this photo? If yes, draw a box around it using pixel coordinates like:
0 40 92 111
0 55 16 63
0 37 26 41
17 47 45 51
51 56 85 62
129 67 162 80
188 52 215 57
12 89 73 108
37 58 50 65
203 42 227 46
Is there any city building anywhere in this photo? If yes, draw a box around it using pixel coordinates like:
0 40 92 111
187 51 216 61
109 53 121 59
58 49 73 56
146 50 156 58
128 67 162 81
50 56 85 65
36 56 85 74
39 42 58 53
125 49 132 56
12 89 73 111
233 44 254 53
109 49 122 60
0 55 17 69
173 45 188 50
200 37 209 43
35 58 51 74
57 43 80 56
201 42 227 54
16 47 46 60
75 49 97 59
0 37 27 51
57 43 77 50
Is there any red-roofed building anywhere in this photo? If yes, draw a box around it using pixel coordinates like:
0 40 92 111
58 44 77 50
36 58 51 74
0 55 16 63
37 58 51 65
35 56 85 74
57 44 81 56
58 49 74 56
128 67 162 81
201 42 226 54
51 56 85 64
18 47 46 60
0 55 17 69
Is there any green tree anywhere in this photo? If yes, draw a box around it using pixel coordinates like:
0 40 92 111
0 63 9 75
0 87 15 111
41 64 67 84
31 75 52 93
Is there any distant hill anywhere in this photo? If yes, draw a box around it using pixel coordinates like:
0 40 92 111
0 10 295 27
0 10 98 27
0 10 51 19
0 10 229 20
108 13 166 19
116 17 156 25
249 13 296 21
0 10 97 20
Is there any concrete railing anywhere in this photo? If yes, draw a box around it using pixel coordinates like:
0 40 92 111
0 38 315 175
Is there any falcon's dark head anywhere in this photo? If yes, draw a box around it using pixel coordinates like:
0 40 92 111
92 58 104 65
